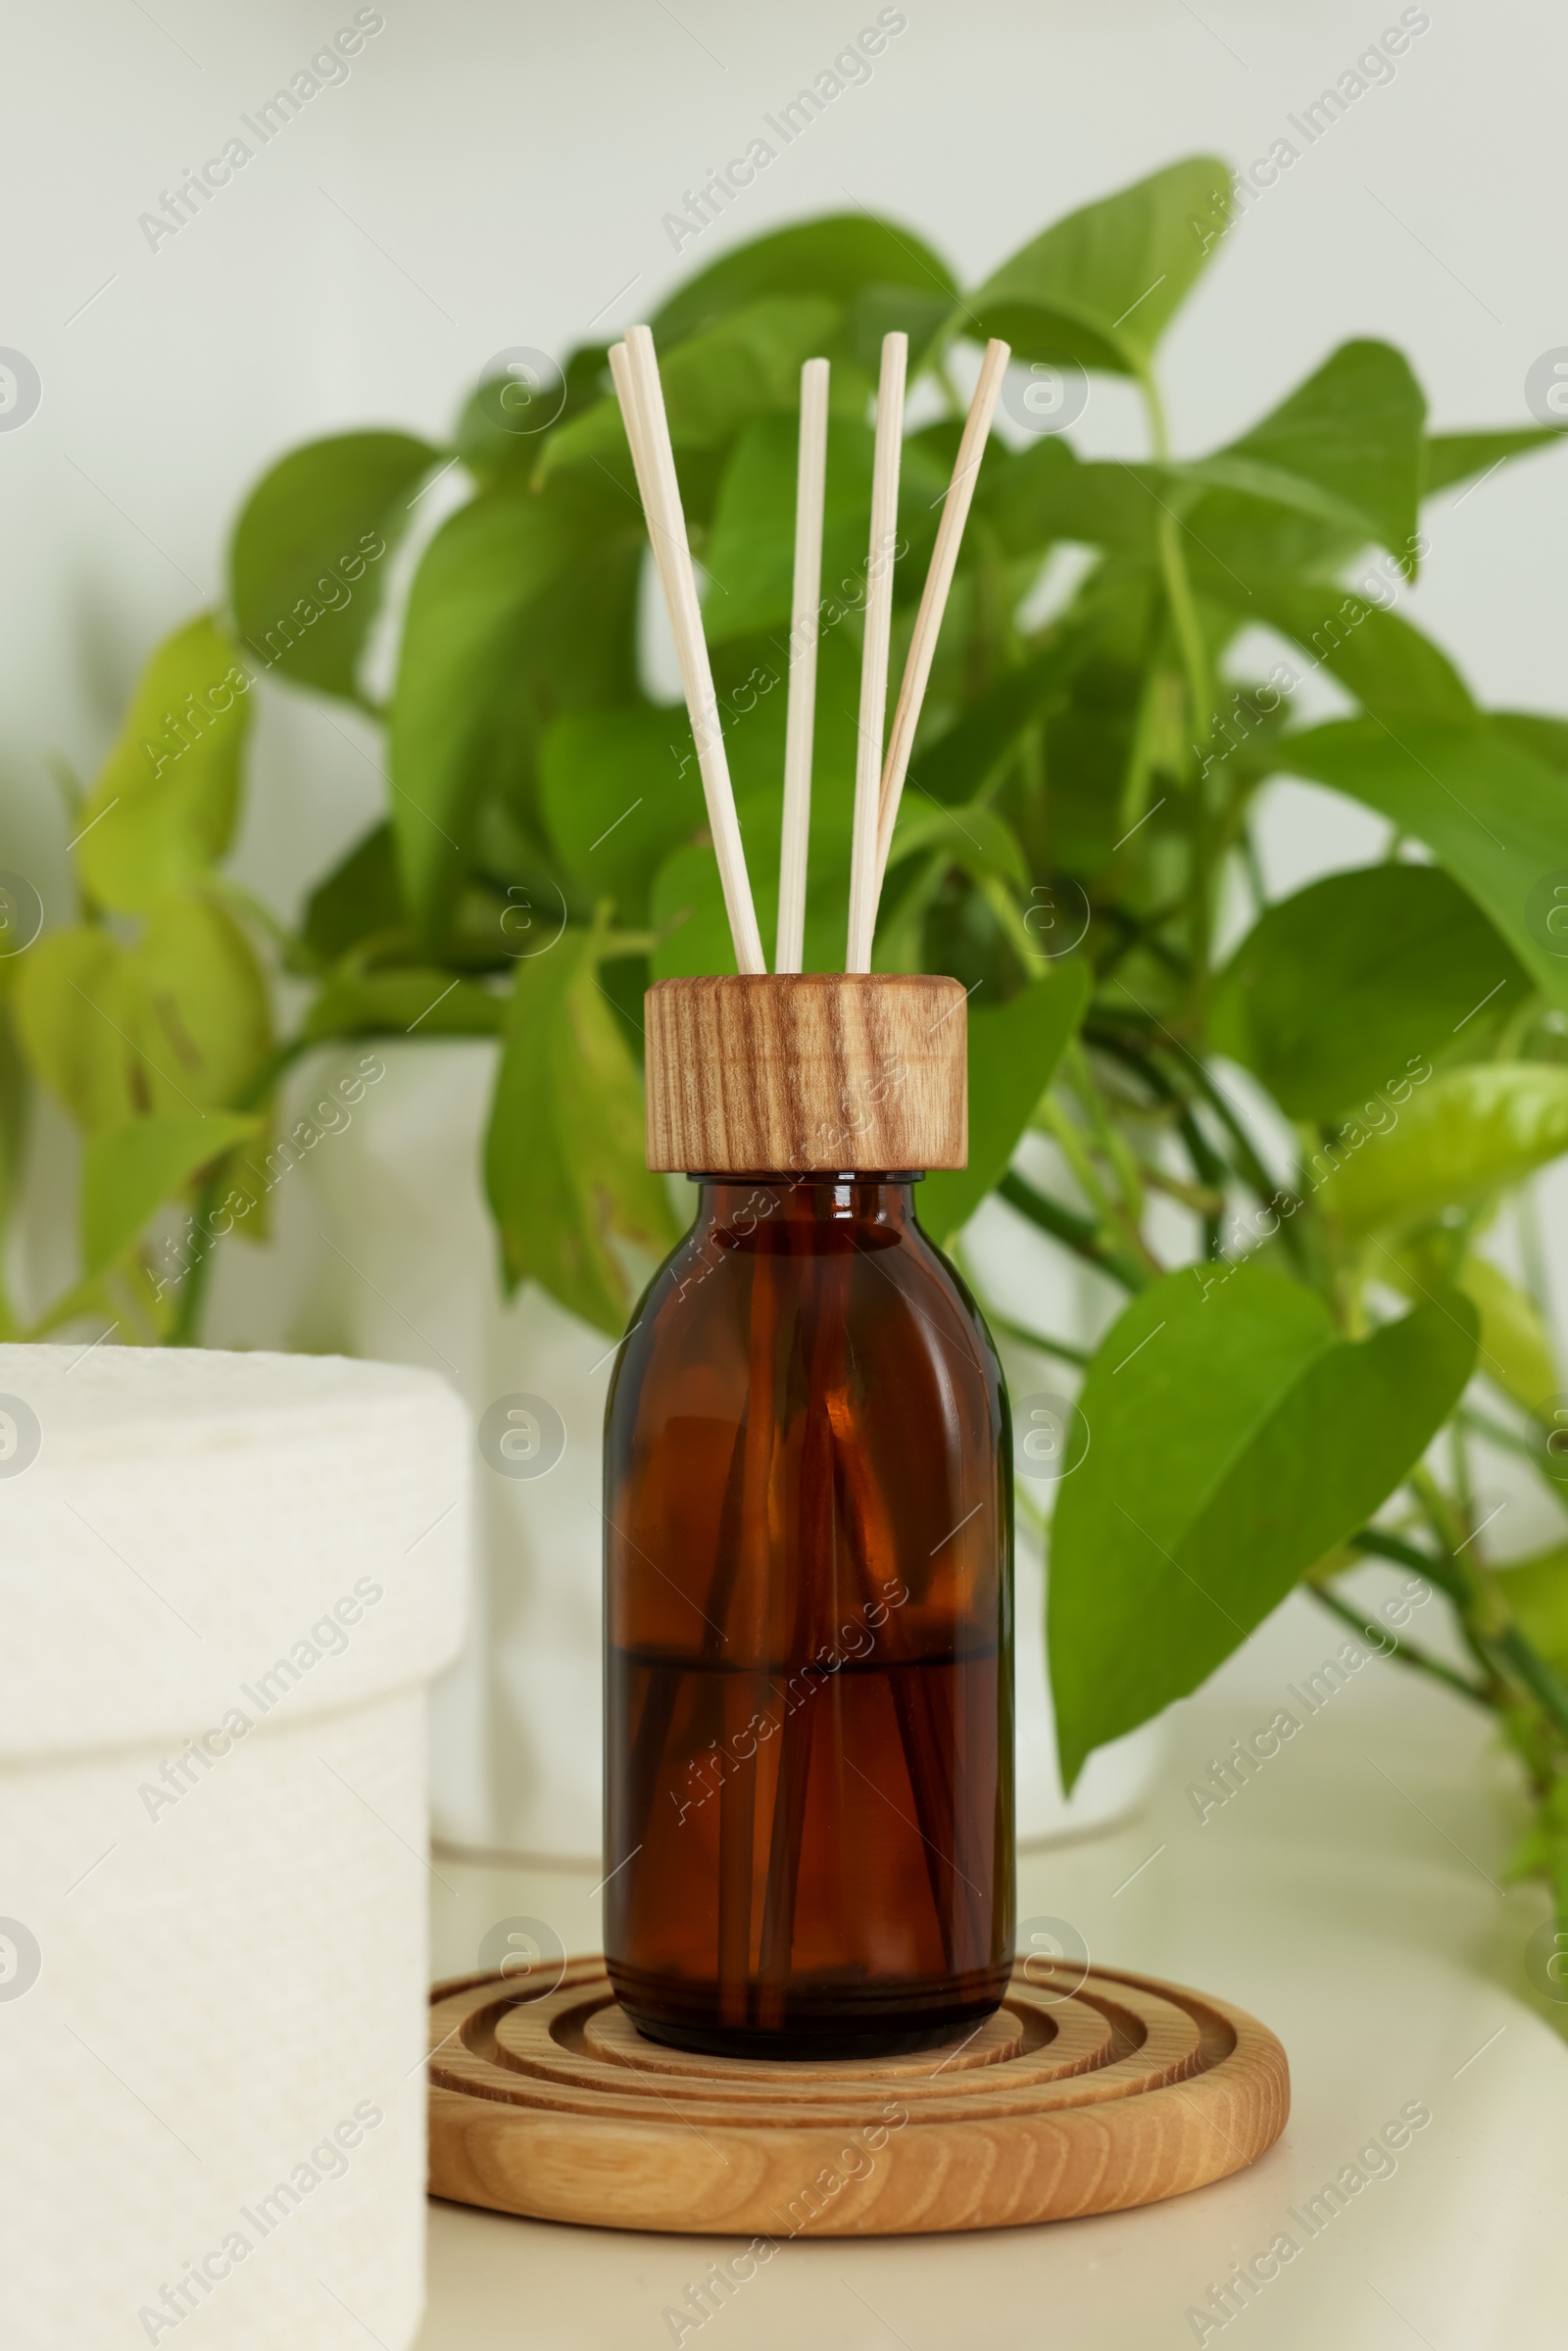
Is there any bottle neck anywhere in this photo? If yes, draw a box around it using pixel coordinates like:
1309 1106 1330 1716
688 1174 920 1235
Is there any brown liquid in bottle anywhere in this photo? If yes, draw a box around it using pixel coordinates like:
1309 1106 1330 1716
604 1174 1013 2058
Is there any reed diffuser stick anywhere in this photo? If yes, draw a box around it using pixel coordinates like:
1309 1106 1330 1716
607 340 658 536
874 338 1010 893
845 331 907 974
614 327 766 977
776 357 831 975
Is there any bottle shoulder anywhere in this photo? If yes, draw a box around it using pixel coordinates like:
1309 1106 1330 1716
607 1204 1004 1430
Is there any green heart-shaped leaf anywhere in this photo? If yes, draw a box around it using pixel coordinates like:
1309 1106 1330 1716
74 616 252 914
229 430 438 699
81 1110 262 1278
1050 1265 1477 1785
966 156 1232 376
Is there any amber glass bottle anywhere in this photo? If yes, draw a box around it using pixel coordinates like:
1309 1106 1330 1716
604 974 1013 2059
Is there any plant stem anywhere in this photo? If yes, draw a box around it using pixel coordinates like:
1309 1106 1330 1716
1449 1418 1474 1529
980 1307 1093 1370
1138 371 1211 740
1136 1161 1226 1218
1094 902 1192 985
168 1168 225 1347
1408 1463 1470 1567
1458 1404 1544 1463
1182 1057 1285 1211
1065 1040 1146 1228
1090 1028 1229 1257
974 872 1047 975
1491 1627 1568 1745
1355 1488 1568 1741
998 1170 1150 1293
948 1236 1095 1369
1347 1525 1466 1604
1036 1098 1163 1278
1307 1581 1491 1707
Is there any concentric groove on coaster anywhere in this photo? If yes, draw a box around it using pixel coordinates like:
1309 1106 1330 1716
427 1958 1290 2235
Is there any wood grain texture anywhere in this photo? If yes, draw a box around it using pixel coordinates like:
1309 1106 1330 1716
426 1958 1290 2235
644 974 967 1175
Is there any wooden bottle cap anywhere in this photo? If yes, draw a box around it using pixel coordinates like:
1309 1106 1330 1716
644 974 967 1175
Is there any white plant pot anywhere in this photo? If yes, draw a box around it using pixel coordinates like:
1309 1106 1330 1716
292 1041 1164 1864
0 1343 467 2351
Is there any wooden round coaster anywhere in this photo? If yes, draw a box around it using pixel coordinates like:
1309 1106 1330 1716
427 1957 1289 2235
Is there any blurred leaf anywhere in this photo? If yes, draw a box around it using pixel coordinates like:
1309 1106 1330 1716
886 800 1029 889
303 965 506 1042
303 822 405 964
921 962 1090 1242
80 1110 261 1278
132 891 273 1114
1492 710 1568 775
911 642 1086 803
539 709 706 924
0 963 29 1317
1380 1220 1559 1410
1183 341 1426 568
843 283 955 374
542 298 841 489
74 615 252 914
1279 717 1568 1010
1210 863 1526 1120
1503 1770 1568 1885
1200 572 1474 725
456 345 608 489
651 841 783 981
649 820 852 980
967 156 1232 375
14 927 145 1129
651 213 956 346
484 916 682 1333
659 297 841 443
1455 1256 1557 1412
705 412 876 644
1319 1063 1568 1234
1423 428 1566 498
529 394 636 490
1177 486 1368 587
1491 1544 1568 1675
1050 1267 1477 1784
13 892 270 1131
977 441 1160 561
228 431 437 698
390 476 639 946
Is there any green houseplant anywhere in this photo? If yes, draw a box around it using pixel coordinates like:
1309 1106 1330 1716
6 156 1568 1964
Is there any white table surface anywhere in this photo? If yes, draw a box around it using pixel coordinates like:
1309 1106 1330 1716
415 1591 1568 2350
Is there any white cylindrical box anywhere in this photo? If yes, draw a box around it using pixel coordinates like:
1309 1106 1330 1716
0 1344 468 2350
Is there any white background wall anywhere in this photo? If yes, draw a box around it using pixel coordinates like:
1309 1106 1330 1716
4 0 1566 923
